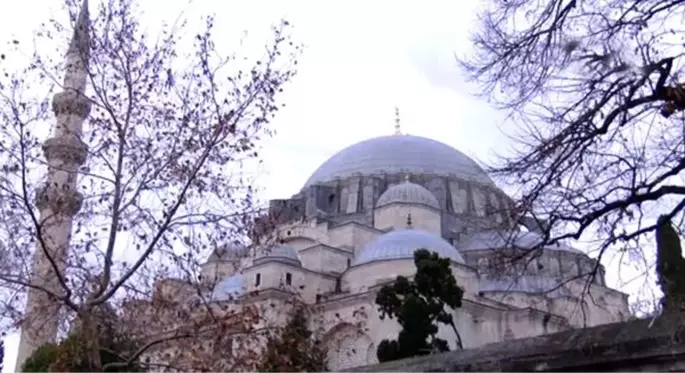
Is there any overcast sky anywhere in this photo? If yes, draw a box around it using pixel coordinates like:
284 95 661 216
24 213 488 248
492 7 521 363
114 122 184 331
0 1 652 371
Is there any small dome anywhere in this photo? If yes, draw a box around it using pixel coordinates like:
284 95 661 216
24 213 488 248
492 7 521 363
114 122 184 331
254 244 301 266
377 180 440 209
461 230 583 254
212 274 244 301
354 229 465 266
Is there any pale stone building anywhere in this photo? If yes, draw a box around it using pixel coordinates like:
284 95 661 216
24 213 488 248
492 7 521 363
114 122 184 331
12 0 629 367
197 132 630 370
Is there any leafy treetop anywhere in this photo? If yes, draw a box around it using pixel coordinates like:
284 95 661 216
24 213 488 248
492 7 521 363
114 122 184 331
655 216 685 315
375 249 464 363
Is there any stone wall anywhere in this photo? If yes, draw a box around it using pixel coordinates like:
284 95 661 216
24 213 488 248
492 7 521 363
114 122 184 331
349 315 685 372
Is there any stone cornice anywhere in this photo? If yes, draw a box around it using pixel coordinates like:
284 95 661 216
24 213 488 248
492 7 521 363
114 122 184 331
300 243 354 256
245 261 339 280
52 90 91 119
42 136 89 166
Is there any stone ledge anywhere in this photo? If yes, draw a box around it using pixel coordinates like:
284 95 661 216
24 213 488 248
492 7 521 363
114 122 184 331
349 315 685 372
42 135 89 165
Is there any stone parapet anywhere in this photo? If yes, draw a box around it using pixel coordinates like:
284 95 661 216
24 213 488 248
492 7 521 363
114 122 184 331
349 315 685 372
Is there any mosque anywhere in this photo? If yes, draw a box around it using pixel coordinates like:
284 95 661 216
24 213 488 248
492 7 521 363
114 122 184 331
195 121 631 370
13 0 630 369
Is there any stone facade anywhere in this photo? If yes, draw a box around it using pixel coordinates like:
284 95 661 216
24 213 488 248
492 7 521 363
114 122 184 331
184 133 631 370
12 1 632 370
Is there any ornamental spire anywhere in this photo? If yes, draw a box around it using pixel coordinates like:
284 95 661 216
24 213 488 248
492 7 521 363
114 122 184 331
394 107 401 135
64 0 90 92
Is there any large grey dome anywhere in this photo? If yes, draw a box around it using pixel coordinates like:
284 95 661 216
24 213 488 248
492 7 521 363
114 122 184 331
354 229 465 266
377 180 440 209
304 135 494 188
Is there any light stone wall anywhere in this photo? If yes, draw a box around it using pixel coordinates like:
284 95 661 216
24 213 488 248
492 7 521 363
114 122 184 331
278 224 329 247
482 284 628 329
327 223 382 256
300 245 353 274
154 175 632 372
200 260 241 283
317 289 573 370
243 262 337 304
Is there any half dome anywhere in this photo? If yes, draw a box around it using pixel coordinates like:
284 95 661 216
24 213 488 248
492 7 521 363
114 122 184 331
212 274 245 301
254 244 302 266
353 229 465 266
479 275 572 298
377 180 440 209
461 230 583 254
303 135 494 188
207 244 249 262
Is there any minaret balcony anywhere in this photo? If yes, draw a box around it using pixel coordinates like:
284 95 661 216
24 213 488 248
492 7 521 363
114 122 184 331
35 184 84 216
42 136 88 166
52 90 91 118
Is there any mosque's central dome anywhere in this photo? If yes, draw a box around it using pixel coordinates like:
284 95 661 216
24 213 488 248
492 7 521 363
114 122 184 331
303 135 494 188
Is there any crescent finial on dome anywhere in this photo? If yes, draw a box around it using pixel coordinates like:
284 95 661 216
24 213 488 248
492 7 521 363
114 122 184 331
394 107 401 135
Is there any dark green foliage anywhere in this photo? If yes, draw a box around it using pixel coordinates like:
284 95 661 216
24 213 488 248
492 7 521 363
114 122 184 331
656 216 685 314
20 343 61 372
0 335 4 372
21 323 142 372
375 249 464 363
259 306 328 372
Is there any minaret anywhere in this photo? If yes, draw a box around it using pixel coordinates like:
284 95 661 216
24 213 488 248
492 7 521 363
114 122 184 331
15 0 90 368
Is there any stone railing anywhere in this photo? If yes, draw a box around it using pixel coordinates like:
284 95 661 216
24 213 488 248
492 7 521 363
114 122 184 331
349 315 685 372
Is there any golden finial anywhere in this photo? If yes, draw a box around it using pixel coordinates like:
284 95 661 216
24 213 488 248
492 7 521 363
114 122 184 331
394 107 401 135
404 173 411 182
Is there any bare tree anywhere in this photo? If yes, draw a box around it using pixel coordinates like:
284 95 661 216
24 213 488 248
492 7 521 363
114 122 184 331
0 0 301 370
460 0 685 295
